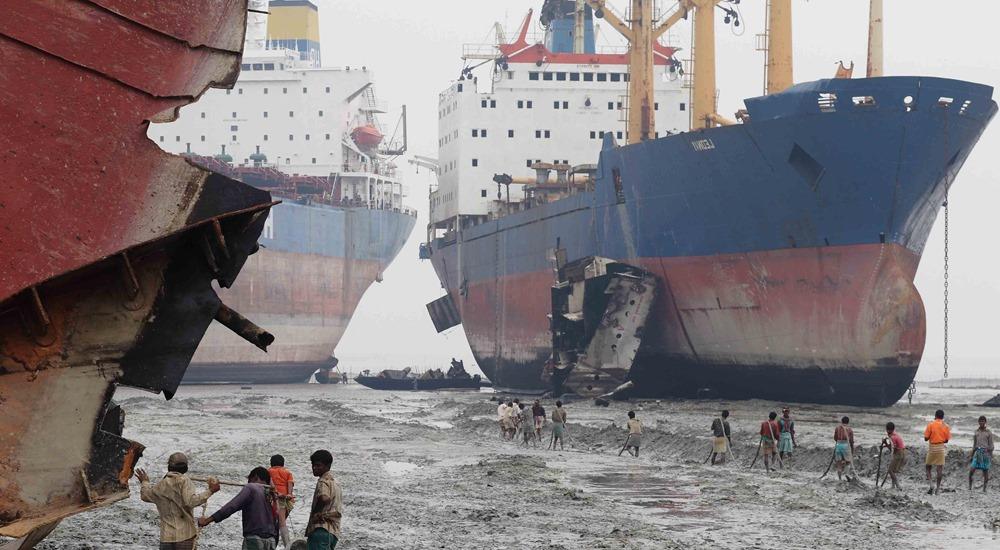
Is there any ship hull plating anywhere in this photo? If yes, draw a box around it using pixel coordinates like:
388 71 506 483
429 77 997 406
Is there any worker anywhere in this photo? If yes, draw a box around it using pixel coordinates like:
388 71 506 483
198 467 279 549
496 399 508 439
624 411 642 458
268 454 294 548
969 415 994 492
883 422 906 491
778 407 796 462
710 410 732 465
833 416 855 481
924 409 951 495
136 452 220 550
306 449 343 550
518 402 535 446
502 400 516 440
532 399 546 440
759 412 781 473
551 400 568 450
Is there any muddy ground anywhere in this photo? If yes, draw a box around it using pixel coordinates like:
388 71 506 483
24 385 1000 549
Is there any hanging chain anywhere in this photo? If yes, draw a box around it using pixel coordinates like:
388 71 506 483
943 193 949 379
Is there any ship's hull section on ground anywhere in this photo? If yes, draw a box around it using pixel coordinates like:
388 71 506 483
182 361 323 385
355 376 484 391
186 201 416 383
429 77 996 406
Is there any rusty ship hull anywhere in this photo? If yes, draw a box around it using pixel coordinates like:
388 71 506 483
429 77 997 406
0 0 273 545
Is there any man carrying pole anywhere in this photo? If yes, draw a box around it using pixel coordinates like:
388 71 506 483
883 422 906 491
778 407 796 463
621 411 643 457
198 467 279 549
136 452 220 550
924 409 951 495
550 400 568 451
710 410 732 465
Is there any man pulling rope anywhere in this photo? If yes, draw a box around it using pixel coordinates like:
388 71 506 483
136 452 220 550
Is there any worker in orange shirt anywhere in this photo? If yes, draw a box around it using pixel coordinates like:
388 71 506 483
924 409 951 495
268 454 295 547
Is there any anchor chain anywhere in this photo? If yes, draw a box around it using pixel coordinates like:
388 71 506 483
943 193 949 379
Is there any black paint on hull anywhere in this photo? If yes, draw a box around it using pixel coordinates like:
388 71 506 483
181 361 323 385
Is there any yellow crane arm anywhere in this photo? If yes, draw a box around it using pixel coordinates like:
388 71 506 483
653 0 723 41
585 0 634 42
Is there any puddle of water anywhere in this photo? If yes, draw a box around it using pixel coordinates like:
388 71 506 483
384 461 420 476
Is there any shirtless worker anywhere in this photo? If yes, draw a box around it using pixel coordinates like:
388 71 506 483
136 452 220 550
710 410 732 465
778 407 796 462
759 412 781 472
833 416 856 481
550 400 568 450
969 415 994 492
924 409 951 494
268 454 294 548
306 449 344 549
624 411 643 458
532 400 546 440
883 422 907 491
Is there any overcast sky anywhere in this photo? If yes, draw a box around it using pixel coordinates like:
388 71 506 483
314 1 999 381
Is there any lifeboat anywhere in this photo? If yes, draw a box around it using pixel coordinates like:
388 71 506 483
351 124 383 149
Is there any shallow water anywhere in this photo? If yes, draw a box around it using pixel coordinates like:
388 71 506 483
14 383 1000 549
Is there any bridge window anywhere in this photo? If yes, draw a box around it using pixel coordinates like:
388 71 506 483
529 72 540 81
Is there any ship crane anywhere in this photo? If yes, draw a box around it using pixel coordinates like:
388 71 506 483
408 155 440 175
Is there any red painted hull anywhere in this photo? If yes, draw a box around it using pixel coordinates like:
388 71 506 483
452 244 924 405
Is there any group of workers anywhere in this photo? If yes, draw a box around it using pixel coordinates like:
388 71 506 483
136 449 342 550
707 406 996 494
496 398 569 449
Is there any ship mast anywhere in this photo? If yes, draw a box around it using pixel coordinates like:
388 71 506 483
574 0 587 53
765 0 793 94
867 0 884 77
587 0 729 140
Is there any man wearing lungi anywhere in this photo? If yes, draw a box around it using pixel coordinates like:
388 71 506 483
924 409 951 495
969 415 994 492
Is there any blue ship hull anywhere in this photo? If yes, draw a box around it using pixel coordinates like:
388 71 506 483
429 77 996 406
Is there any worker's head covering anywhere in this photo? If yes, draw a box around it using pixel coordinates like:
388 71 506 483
167 452 189 473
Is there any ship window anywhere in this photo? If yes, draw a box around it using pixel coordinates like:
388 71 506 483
263 134 268 141
481 189 488 197
570 73 580 81
472 129 479 137
264 63 275 70
289 111 294 117
305 134 310 140
562 101 569 109
238 88 243 95
508 130 514 138
482 129 488 137
232 111 237 118
545 130 551 138
200 112 206 118
326 133 331 140
490 100 496 108
527 159 533 167
543 72 554 81
264 88 269 94
597 73 607 82
590 131 596 139
553 101 560 109
457 83 463 92
252 63 263 70
529 72 540 80
241 63 251 70
283 87 288 94
231 135 237 142
230 125 238 131
303 87 308 93
655 102 659 111
481 100 488 108
289 134 294 141
517 100 524 108
527 101 533 108
312 158 317 164
788 143 825 191
535 130 542 138
326 86 331 93
599 131 605 137
200 135 205 142
611 73 621 82
624 74 630 82
264 111 268 118
680 102 686 111
556 72 567 81
507 71 514 79
318 110 324 117
226 90 231 95
608 102 614 110
175 136 180 142
617 131 623 139
472 159 479 167
584 73 594 82
617 102 623 110
159 136 164 142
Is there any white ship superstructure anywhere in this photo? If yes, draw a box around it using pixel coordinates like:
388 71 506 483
429 2 689 232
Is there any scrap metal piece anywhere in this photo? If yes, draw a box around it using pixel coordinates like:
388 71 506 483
214 303 275 352
547 256 657 398
427 294 462 333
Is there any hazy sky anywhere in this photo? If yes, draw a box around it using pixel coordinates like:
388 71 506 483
312 1 999 381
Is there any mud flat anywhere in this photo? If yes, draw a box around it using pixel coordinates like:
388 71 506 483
26 385 1000 549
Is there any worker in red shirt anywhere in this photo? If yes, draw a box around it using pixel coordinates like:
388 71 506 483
759 412 782 472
